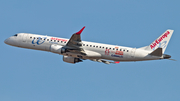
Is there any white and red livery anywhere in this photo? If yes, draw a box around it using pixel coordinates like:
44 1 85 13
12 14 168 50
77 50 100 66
4 27 174 64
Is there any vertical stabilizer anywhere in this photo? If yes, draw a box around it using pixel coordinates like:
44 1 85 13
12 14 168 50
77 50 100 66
144 29 174 53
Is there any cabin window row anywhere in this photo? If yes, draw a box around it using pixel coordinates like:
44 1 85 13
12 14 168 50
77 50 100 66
82 44 129 52
29 37 129 52
30 37 66 43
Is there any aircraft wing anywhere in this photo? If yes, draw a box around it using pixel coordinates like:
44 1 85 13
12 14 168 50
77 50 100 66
64 27 120 64
90 59 120 64
64 26 86 55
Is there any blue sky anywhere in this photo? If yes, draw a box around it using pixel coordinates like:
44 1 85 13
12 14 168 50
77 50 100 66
1 0 180 101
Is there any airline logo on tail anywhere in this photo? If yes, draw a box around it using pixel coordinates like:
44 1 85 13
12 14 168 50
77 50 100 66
150 31 170 49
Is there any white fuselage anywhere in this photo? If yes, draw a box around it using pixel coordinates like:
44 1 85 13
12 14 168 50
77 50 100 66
4 33 162 62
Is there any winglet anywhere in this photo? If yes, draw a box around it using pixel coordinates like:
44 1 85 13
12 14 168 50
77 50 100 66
76 26 85 35
114 61 120 64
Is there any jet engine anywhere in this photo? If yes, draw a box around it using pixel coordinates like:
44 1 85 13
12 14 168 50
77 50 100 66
63 56 82 64
50 44 66 54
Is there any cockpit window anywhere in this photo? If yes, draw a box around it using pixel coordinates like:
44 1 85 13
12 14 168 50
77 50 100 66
14 34 18 36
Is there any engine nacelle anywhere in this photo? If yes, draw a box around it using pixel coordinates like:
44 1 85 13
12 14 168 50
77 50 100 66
63 56 82 64
50 44 66 54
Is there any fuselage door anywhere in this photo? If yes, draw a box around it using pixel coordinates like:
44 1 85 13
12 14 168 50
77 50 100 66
131 48 136 58
23 33 28 42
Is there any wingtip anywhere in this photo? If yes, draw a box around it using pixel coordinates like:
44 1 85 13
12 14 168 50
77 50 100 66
114 61 120 64
76 26 85 35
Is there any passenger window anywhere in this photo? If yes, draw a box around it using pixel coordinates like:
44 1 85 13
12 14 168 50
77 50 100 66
113 48 115 50
86 44 88 46
96 46 98 48
102 47 104 49
106 47 108 49
116 49 118 50
64 41 66 43
99 46 101 48
127 50 129 52
109 48 111 50
47 39 49 41
93 45 95 47
34 37 36 39
90 45 92 47
54 40 56 42
30 37 32 39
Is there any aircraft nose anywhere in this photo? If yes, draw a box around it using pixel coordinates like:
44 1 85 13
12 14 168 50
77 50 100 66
4 37 19 46
4 38 9 44
4 37 12 45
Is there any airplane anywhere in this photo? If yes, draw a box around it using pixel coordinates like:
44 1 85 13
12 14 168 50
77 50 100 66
4 26 174 64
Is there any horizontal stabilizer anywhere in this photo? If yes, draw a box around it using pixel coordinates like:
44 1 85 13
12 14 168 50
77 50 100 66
168 59 176 61
149 48 162 56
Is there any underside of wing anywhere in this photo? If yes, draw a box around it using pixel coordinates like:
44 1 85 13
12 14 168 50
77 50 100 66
90 59 120 64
